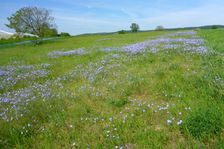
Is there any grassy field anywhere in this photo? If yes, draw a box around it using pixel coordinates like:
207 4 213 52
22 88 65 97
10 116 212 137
0 29 223 148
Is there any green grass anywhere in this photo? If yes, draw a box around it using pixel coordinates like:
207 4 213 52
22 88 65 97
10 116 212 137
199 28 224 53
182 103 223 140
0 36 37 45
0 29 223 148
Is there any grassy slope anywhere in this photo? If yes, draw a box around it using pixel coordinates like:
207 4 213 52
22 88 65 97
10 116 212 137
199 29 224 53
0 29 223 148
0 36 37 45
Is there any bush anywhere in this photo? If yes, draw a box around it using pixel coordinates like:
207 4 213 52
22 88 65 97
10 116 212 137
43 28 58 37
212 25 218 29
60 32 71 37
108 98 128 107
118 30 126 34
182 105 223 140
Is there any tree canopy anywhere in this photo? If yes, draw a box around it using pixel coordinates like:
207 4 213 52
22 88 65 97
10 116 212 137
130 23 140 32
6 7 56 37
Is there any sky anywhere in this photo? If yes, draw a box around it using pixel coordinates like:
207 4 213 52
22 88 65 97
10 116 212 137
1 0 224 35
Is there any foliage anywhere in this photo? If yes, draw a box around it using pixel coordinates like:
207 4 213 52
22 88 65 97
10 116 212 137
212 25 218 29
60 32 71 37
43 28 58 37
118 30 126 34
6 7 56 37
182 104 223 139
108 98 128 107
130 23 140 32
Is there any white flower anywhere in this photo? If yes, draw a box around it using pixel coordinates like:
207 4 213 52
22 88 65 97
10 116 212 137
177 120 183 125
167 119 172 124
69 125 73 128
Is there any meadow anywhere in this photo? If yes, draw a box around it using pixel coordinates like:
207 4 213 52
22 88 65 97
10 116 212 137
0 29 224 148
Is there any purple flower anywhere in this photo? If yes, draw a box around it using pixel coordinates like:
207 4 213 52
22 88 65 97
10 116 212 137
48 48 86 58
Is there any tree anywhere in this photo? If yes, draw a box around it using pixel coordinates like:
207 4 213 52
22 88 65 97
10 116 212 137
44 28 58 37
6 7 56 37
60 32 71 37
130 23 139 32
118 30 126 34
155 25 165 31
211 25 218 29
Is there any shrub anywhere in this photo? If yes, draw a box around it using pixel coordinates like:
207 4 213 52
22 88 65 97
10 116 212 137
108 98 128 107
212 25 218 29
182 105 223 140
43 28 58 37
118 30 126 34
60 32 71 37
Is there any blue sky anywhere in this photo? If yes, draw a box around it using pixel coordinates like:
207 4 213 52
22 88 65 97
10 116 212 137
1 0 224 35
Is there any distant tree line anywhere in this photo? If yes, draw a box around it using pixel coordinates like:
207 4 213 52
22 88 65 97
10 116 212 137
117 23 167 34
